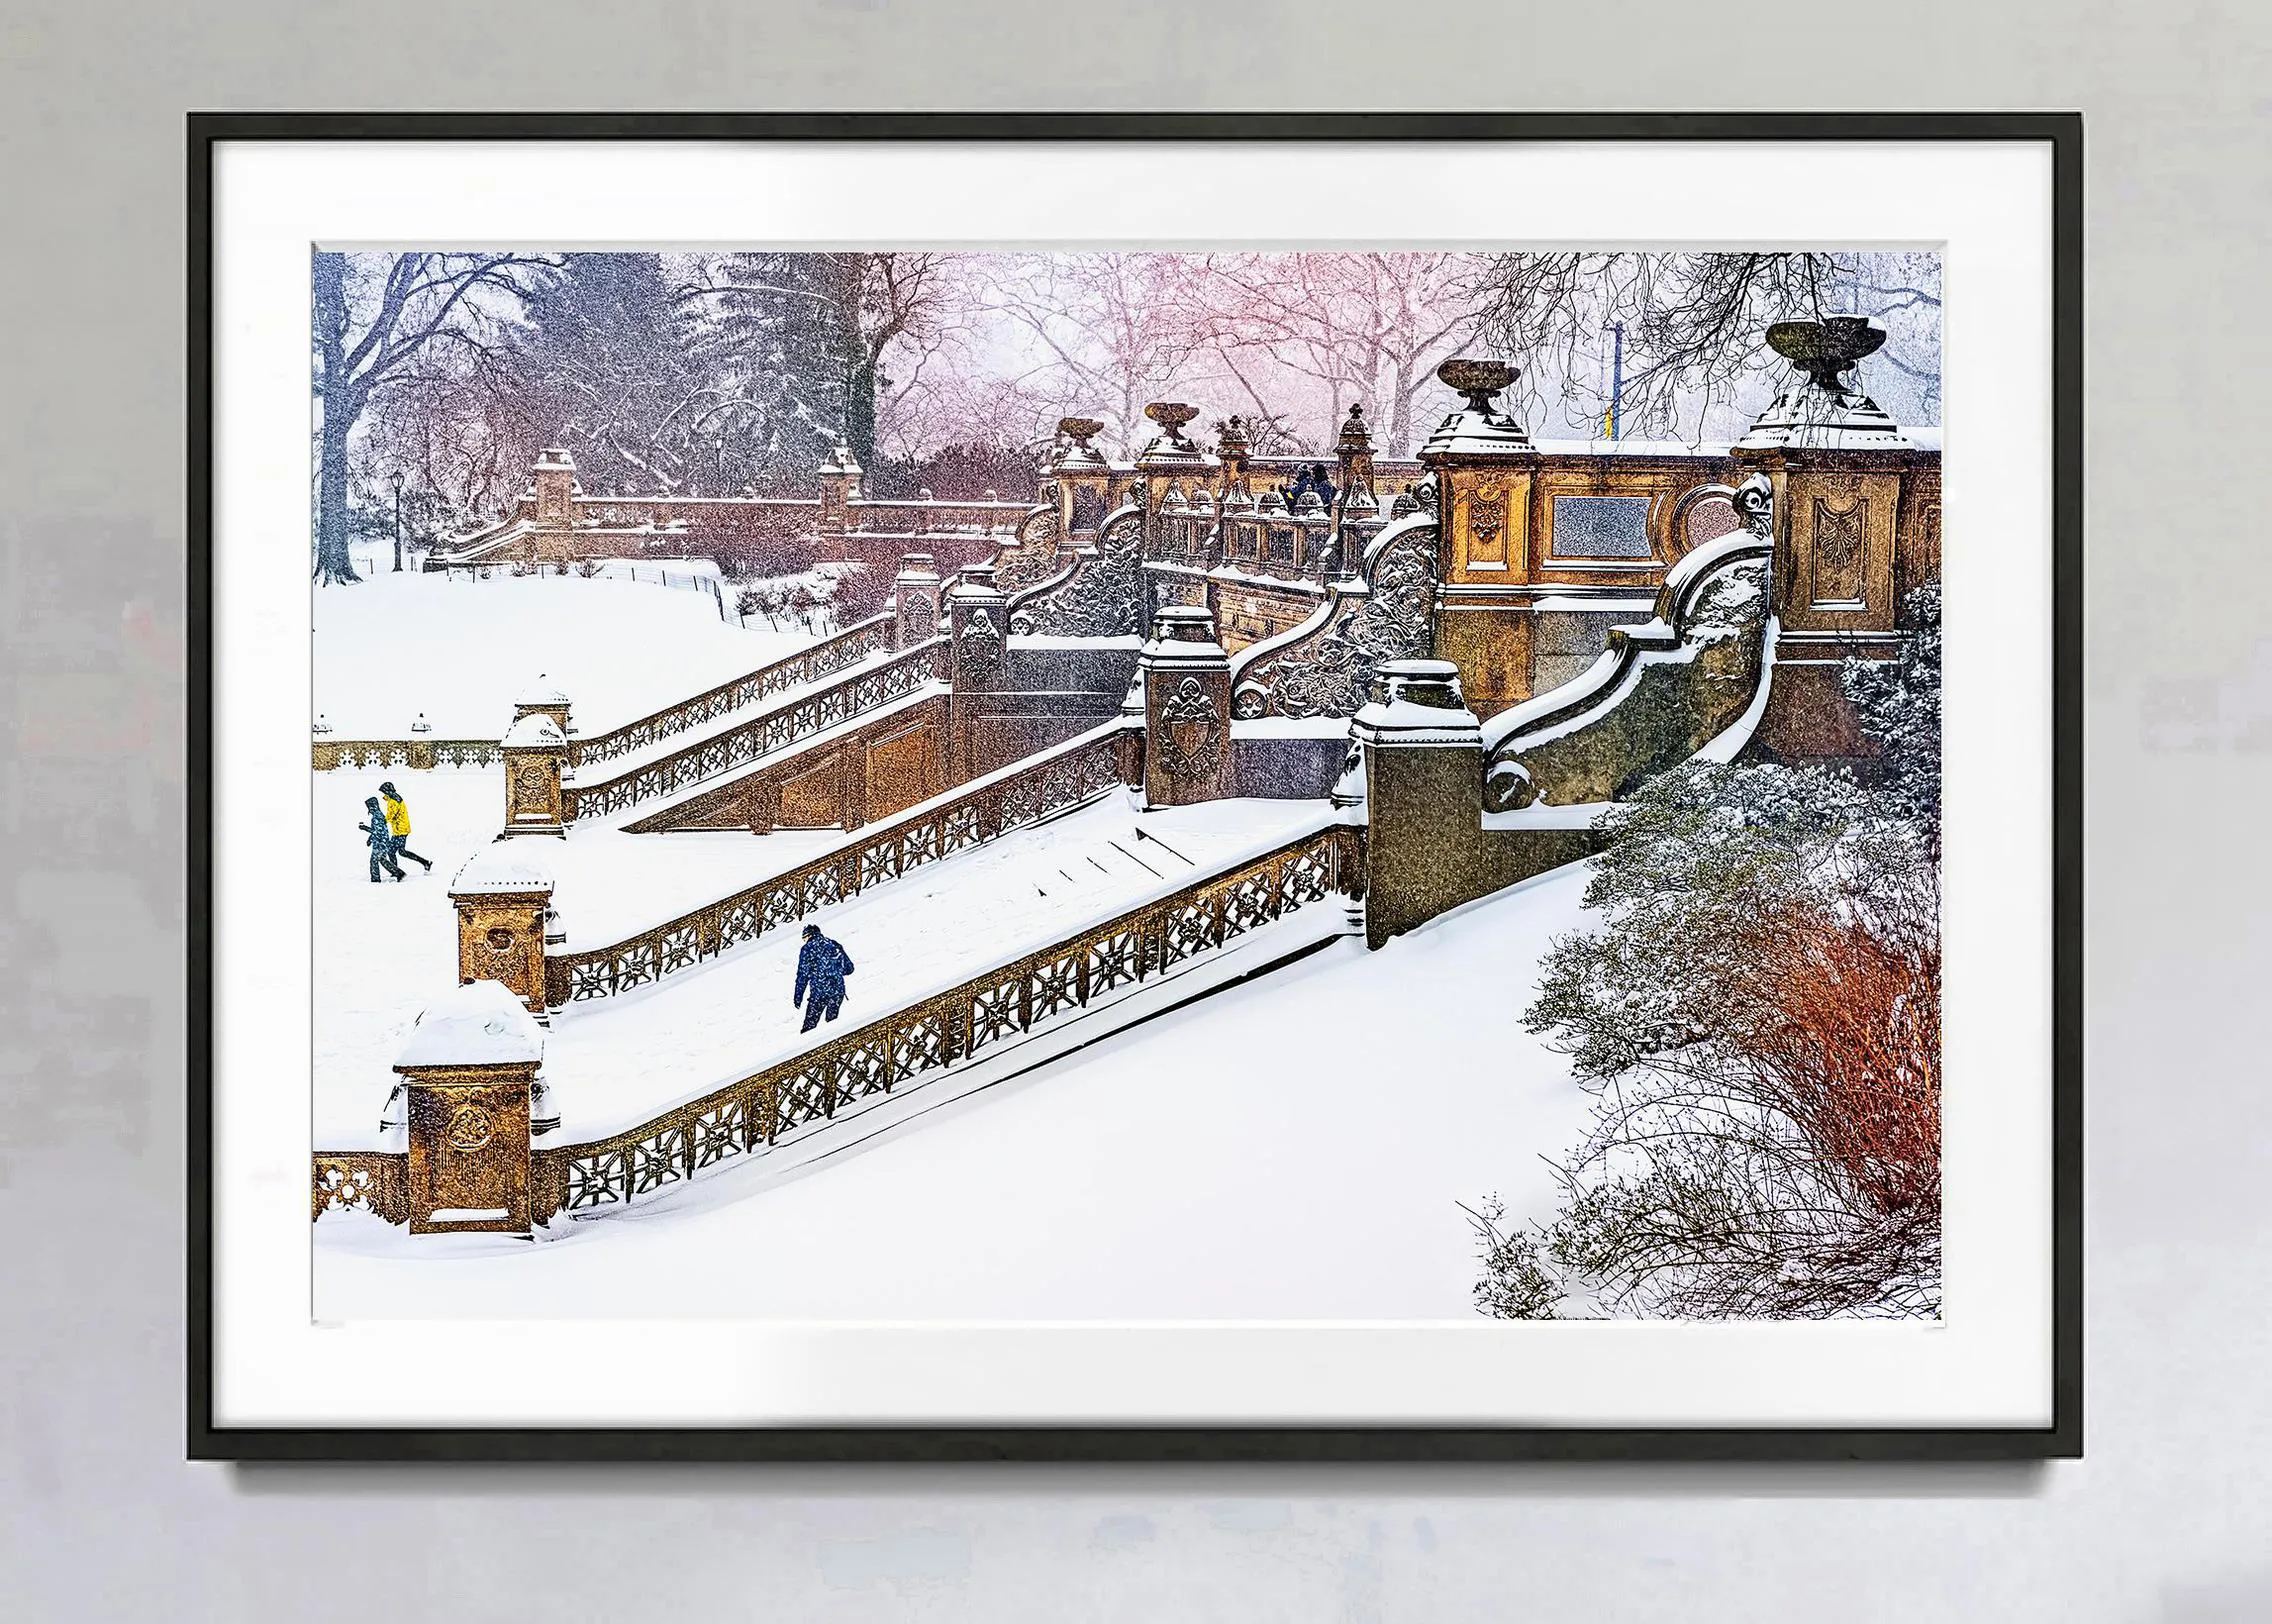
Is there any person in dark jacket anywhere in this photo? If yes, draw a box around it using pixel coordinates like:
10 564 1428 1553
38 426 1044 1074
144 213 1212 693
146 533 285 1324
1284 465 1313 506
793 923 856 1032
1309 463 1338 510
359 797 405 883
377 781 433 872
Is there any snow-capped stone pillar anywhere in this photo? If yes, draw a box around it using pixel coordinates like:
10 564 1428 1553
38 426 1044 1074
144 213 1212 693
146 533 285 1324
1134 402 1216 530
1731 316 1923 654
1291 488 1334 578
499 711 569 839
1050 417 1114 542
394 980 545 1236
1730 316 1940 758
816 439 863 555
944 561 1011 785
948 562 1010 694
449 845 557 1021
1420 358 1543 719
512 675 573 739
1335 402 1381 527
1351 658 1488 949
1137 605 1234 809
892 553 942 650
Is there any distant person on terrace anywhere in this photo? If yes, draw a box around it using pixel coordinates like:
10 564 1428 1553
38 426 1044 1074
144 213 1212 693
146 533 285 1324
794 923 857 1033
1308 464 1338 511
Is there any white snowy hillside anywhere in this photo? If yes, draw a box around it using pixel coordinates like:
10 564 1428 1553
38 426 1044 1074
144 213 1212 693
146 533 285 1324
315 543 822 739
314 859 1597 1323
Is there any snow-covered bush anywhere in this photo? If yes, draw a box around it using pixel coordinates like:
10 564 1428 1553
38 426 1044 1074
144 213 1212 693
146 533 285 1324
1473 603 1944 1322
827 562 892 627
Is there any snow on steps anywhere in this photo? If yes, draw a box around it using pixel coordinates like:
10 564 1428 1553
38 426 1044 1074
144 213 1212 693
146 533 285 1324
466 817 1354 1227
548 720 1131 1002
546 908 1348 1229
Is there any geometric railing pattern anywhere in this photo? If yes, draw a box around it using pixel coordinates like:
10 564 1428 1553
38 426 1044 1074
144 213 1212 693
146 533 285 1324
312 821 1357 1225
547 724 1131 1006
528 821 1354 1221
311 739 502 772
562 638 946 823
568 613 897 768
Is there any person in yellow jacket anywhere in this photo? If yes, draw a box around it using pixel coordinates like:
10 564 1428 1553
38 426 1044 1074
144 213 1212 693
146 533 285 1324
376 781 433 873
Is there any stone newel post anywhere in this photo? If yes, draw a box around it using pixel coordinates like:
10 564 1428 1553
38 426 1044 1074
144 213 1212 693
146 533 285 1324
1050 417 1114 541
1419 358 1543 718
393 980 547 1236
512 675 572 738
816 439 862 555
1351 658 1487 949
499 711 569 838
530 447 579 530
1335 402 1381 525
945 561 1010 785
892 552 942 650
448 845 557 1021
1137 605 1235 808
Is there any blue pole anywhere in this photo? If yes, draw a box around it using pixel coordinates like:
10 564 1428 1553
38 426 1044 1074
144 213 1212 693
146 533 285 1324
1608 321 1625 441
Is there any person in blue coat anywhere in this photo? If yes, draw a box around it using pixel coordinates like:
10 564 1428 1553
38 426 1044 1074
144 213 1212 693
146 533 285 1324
794 923 856 1032
358 796 405 883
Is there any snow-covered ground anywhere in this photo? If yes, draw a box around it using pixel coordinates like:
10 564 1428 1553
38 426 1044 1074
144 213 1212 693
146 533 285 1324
312 764 1328 1147
313 858 1596 1320
314 549 822 739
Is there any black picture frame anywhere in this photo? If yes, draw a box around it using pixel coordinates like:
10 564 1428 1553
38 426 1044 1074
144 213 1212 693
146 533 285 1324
188 110 2082 1463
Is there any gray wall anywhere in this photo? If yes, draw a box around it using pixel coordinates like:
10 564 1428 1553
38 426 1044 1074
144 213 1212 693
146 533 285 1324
2 5 2263 1618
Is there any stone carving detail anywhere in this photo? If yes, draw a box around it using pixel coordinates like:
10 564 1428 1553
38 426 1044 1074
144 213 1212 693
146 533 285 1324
993 504 1061 596
1155 676 1225 780
469 925 521 983
1230 521 1440 720
512 763 552 806
1733 472 1774 539
1010 506 1146 639
959 607 1004 674
445 1104 497 1153
1811 490 1866 604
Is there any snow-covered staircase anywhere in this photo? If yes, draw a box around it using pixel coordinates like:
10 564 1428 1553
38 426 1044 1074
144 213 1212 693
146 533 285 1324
525 816 1358 1223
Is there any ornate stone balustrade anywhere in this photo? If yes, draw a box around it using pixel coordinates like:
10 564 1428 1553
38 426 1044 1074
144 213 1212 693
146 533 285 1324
561 639 947 823
547 723 1131 1006
313 821 1356 1228
310 1150 410 1223
312 738 502 772
567 613 897 769
1227 510 1443 722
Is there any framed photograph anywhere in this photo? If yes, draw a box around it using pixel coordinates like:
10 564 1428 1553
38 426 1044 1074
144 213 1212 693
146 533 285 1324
191 113 2080 1460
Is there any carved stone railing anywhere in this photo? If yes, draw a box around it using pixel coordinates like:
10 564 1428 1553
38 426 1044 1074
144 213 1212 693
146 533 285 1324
1007 502 1146 638
527 822 1355 1222
1479 525 1775 811
310 1150 410 1224
312 738 502 772
547 723 1132 1006
990 502 1062 596
1228 510 1442 721
562 638 947 823
569 614 897 769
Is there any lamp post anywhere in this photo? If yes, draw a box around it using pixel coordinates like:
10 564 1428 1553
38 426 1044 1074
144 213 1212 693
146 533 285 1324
391 474 404 572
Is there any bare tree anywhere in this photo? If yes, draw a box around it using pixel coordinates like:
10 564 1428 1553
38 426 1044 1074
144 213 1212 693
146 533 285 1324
311 251 546 583
1183 253 1483 454
1466 251 1941 441
980 254 1211 455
